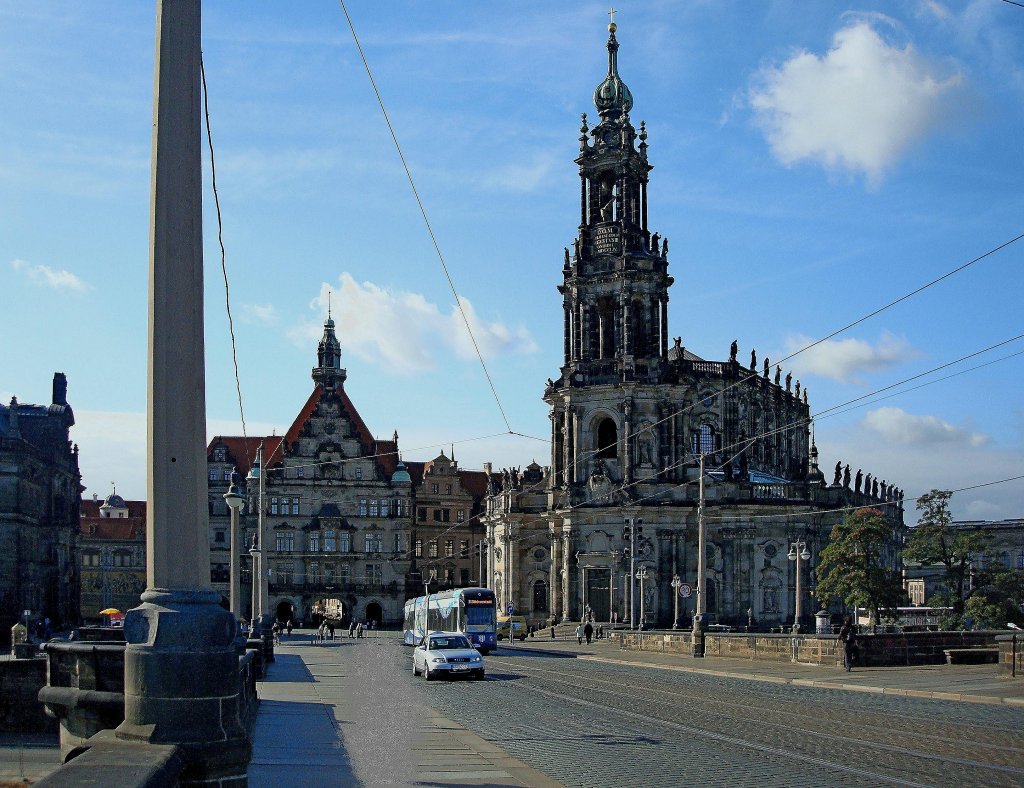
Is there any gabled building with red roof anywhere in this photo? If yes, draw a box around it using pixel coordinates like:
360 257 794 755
207 315 415 627
79 492 147 621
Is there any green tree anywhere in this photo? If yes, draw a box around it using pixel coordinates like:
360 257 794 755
817 507 903 624
965 563 1024 629
903 490 986 616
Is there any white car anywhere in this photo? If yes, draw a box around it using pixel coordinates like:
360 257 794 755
412 632 485 681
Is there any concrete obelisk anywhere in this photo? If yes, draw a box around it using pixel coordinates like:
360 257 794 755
116 1 249 782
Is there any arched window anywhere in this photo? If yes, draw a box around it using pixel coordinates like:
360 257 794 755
595 418 618 459
691 424 717 456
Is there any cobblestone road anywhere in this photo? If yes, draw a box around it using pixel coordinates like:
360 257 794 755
408 644 1024 788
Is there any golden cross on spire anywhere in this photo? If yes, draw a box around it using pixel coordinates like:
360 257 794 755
608 6 616 24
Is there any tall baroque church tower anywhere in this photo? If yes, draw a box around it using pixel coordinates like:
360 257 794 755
484 21 904 630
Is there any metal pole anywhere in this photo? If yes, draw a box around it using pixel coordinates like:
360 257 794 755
637 566 646 630
696 454 706 620
622 519 630 630
672 574 680 630
258 443 267 628
228 501 240 616
795 548 802 631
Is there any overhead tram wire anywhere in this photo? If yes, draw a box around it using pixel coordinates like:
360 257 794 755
337 0 513 434
261 429 537 477
407 335 1024 568
200 55 250 462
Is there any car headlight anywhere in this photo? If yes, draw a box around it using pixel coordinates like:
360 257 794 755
431 656 446 663
471 656 481 662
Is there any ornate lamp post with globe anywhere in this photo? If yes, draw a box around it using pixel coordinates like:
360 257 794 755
223 468 245 619
788 540 811 633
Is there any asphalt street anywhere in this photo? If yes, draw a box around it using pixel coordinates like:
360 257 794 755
418 643 1024 788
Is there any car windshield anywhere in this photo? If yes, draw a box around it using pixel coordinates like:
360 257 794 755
429 636 470 650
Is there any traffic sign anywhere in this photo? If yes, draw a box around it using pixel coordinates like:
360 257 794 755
507 604 515 615
678 583 693 598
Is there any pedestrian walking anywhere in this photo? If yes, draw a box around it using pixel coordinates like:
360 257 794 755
550 625 556 639
584 621 594 645
286 620 293 637
575 623 583 644
838 615 856 672
348 620 356 638
356 622 364 639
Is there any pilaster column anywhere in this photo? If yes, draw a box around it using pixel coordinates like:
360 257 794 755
622 298 632 355
581 563 589 619
563 302 571 364
562 407 572 488
623 400 633 485
641 179 648 232
660 296 669 358
572 408 582 485
560 527 571 623
549 525 560 621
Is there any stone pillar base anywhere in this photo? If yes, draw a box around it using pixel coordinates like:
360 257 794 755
115 589 250 786
691 614 707 658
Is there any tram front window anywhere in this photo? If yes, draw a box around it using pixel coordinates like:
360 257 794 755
465 606 495 632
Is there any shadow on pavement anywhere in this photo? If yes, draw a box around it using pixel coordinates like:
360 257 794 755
248 699 358 787
261 653 316 683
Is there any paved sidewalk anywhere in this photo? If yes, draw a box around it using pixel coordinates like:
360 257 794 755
495 634 1024 706
249 632 561 787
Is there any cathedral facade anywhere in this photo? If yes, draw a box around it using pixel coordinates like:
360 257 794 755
483 23 905 629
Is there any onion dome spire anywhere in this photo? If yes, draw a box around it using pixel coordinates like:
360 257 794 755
593 14 633 119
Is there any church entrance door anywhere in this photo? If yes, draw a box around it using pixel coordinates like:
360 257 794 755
586 569 611 622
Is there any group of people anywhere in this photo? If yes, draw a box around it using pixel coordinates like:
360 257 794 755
314 619 377 642
575 621 605 644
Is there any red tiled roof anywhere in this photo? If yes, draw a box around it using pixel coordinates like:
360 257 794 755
459 470 498 500
279 384 401 478
80 499 147 519
80 516 146 541
207 436 286 476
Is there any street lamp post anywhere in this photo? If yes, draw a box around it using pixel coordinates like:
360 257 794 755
624 517 642 629
788 539 811 633
671 574 682 630
247 444 273 660
224 467 245 621
636 565 649 630
248 535 260 634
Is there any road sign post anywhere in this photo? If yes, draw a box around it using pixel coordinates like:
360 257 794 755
507 603 515 644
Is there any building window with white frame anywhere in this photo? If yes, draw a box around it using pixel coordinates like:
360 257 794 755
444 540 454 558
324 530 336 552
414 539 423 558
291 497 300 515
339 532 351 553
359 499 368 517
365 563 382 584
270 496 279 515
308 532 320 552
457 509 465 523
369 500 379 517
365 533 382 553
428 540 438 558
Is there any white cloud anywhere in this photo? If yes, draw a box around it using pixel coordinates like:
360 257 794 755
749 20 963 184
74 409 283 501
287 274 537 375
785 331 917 384
240 303 279 325
10 258 92 292
818 414 1021 525
862 406 989 447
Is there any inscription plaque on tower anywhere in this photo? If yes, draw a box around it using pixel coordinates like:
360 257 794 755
593 225 621 256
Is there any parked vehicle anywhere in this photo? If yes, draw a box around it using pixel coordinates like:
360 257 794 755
497 615 528 641
412 631 485 680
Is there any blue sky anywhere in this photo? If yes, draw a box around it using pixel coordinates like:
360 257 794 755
2 1 1022 522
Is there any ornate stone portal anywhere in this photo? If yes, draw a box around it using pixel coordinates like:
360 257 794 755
483 21 904 630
